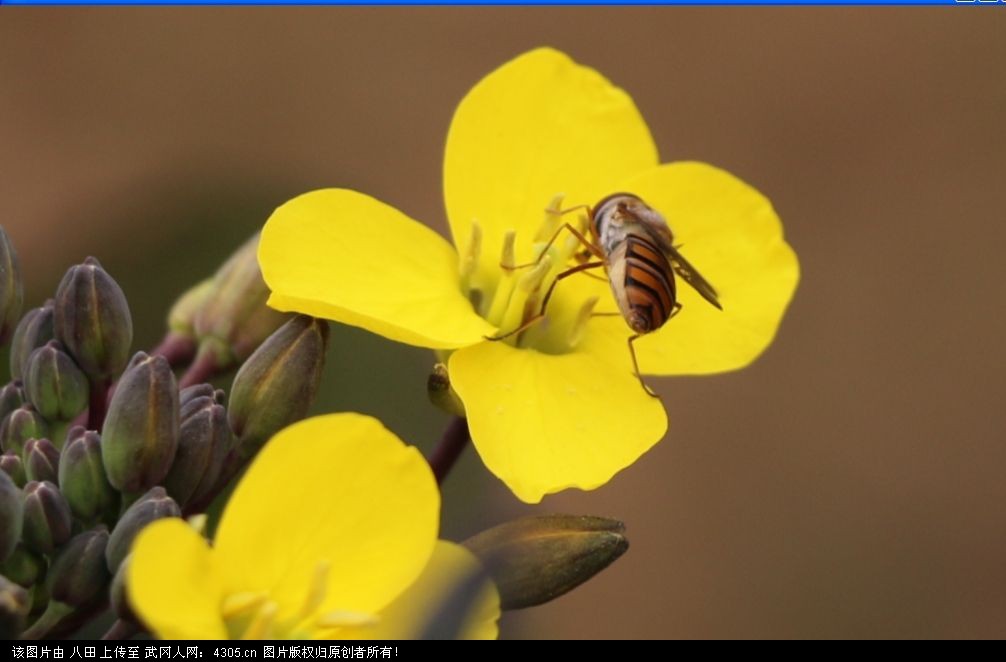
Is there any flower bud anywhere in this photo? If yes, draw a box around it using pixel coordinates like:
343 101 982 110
427 363 466 418
21 481 72 555
47 527 110 608
0 575 30 639
0 382 25 423
164 386 231 508
24 341 89 422
59 428 115 524
101 353 179 494
0 454 25 487
53 257 133 383
0 544 45 588
228 315 328 460
105 487 180 573
109 554 138 625
9 302 55 382
0 470 23 562
193 234 289 368
463 515 629 610
168 278 214 339
0 405 47 457
0 226 24 346
24 439 59 484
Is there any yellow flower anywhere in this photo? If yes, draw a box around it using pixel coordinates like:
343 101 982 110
127 413 500 639
259 48 799 503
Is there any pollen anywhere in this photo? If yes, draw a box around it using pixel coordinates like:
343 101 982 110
459 195 604 355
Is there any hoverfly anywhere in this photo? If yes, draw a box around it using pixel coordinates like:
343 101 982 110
491 193 722 397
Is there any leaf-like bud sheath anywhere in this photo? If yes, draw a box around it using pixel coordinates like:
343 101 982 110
0 471 23 562
47 527 110 608
24 341 89 422
164 386 231 508
427 363 467 418
21 481 72 555
53 257 133 382
0 545 44 588
0 383 25 423
24 439 59 484
9 302 55 382
101 353 179 494
0 575 30 639
193 234 289 367
105 487 180 573
463 515 629 610
59 428 115 524
0 405 47 457
228 315 328 460
0 226 24 346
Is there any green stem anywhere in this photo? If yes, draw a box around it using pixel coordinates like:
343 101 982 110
21 600 74 640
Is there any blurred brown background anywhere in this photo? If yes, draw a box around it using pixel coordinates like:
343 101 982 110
2 9 1004 639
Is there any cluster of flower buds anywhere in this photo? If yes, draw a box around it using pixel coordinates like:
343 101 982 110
0 229 329 639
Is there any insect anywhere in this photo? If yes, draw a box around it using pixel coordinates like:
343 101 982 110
490 193 722 397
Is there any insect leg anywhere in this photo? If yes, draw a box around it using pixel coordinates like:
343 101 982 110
628 334 659 398
501 223 604 270
485 260 606 341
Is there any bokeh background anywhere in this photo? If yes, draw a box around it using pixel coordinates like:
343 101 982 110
2 9 1004 639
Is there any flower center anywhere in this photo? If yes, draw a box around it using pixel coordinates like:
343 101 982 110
220 561 378 639
458 195 604 355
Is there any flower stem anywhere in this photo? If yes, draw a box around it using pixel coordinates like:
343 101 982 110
21 600 74 640
86 378 111 431
428 416 470 485
178 346 218 389
150 332 198 368
101 619 138 641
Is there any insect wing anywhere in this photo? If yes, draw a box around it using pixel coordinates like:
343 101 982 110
664 244 722 310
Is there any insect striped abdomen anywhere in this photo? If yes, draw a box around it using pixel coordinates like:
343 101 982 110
622 235 676 333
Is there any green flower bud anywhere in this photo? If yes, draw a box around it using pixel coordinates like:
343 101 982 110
109 554 137 625
193 234 289 367
9 301 54 382
53 257 133 383
24 341 89 422
0 545 45 588
47 527 110 608
0 575 30 639
164 386 231 508
427 363 466 418
0 383 25 423
228 315 328 460
105 487 180 573
463 515 629 610
0 226 24 346
168 278 214 338
59 428 115 524
0 405 47 457
24 439 59 484
0 470 23 562
0 454 25 487
101 353 179 494
21 481 72 555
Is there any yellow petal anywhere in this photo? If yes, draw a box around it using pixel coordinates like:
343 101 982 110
260 189 496 349
449 339 667 503
338 541 500 640
606 161 800 374
214 413 440 620
128 518 227 639
444 47 658 274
